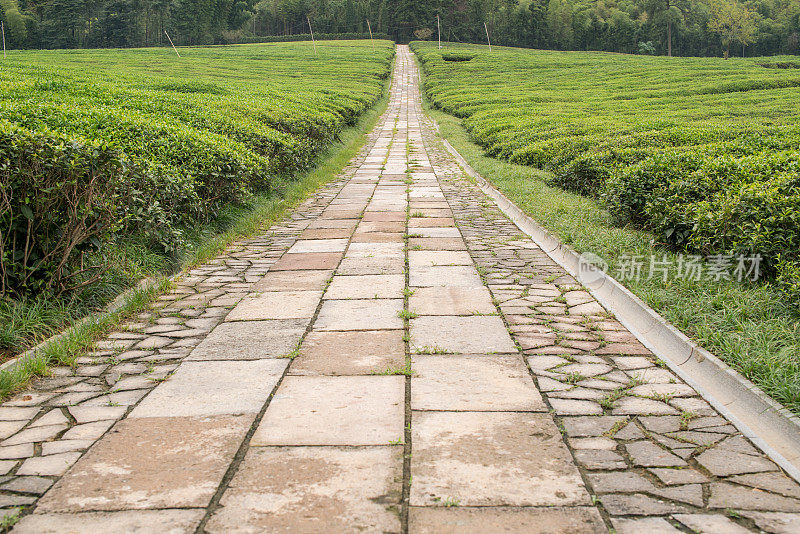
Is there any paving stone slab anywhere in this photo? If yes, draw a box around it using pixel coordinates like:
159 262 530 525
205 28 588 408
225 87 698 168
299 228 353 240
187 320 306 360
225 290 323 321
409 266 483 288
410 411 590 506
409 286 495 316
251 270 332 291
287 239 349 254
337 256 405 275
408 250 473 267
315 299 404 331
206 446 401 533
409 237 467 251
270 252 342 271
350 232 404 243
13 510 205 533
411 355 544 411
324 274 405 300
412 227 462 238
408 217 456 228
409 507 605 534
291 330 405 376
411 316 517 354
130 360 287 418
307 219 359 229
346 242 405 258
252 376 405 446
36 415 252 511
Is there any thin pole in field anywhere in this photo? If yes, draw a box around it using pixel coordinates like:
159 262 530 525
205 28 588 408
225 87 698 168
484 22 491 52
307 16 317 55
164 30 180 57
437 15 441 49
2 22 6 59
367 19 374 50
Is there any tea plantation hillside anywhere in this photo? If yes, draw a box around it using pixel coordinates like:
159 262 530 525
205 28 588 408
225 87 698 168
0 40 394 296
0 40 394 358
413 42 800 304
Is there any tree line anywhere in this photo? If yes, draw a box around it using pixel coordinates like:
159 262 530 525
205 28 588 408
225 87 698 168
1 0 798 57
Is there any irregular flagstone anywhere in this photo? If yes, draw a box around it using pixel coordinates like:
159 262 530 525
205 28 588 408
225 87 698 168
741 511 800 534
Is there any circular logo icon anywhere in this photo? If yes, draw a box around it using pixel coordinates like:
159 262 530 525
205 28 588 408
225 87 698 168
577 252 609 287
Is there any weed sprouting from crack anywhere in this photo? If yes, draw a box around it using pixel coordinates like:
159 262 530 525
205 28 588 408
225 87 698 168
398 310 418 320
372 361 414 376
603 417 631 438
679 410 699 431
279 343 302 360
560 372 585 385
414 345 451 355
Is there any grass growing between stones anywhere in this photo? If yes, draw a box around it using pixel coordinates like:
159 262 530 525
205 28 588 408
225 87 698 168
0 279 169 401
423 102 800 416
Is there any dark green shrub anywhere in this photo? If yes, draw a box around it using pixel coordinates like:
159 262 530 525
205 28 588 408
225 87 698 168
0 122 124 296
441 51 476 62
603 149 706 226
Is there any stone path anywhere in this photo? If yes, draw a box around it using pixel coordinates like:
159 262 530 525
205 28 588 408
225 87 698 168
2 46 800 533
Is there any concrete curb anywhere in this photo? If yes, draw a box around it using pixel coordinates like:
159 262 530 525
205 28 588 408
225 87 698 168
0 277 161 374
436 134 800 483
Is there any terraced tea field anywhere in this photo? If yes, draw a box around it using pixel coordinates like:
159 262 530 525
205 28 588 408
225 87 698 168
412 42 800 304
1 40 393 288
0 40 393 358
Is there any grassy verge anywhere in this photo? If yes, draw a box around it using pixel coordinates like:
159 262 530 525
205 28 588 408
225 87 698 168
423 102 800 415
0 84 390 399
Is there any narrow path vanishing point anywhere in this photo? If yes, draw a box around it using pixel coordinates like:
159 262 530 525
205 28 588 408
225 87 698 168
3 46 800 534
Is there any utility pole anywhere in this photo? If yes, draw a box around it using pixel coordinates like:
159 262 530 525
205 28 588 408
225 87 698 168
367 19 374 50
164 30 180 57
437 15 441 49
307 16 316 55
2 22 6 59
484 22 491 52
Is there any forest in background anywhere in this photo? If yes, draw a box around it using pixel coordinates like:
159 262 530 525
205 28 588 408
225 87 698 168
0 0 799 58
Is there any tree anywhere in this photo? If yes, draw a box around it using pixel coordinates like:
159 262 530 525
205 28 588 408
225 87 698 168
638 0 691 56
708 0 759 58
546 0 572 48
